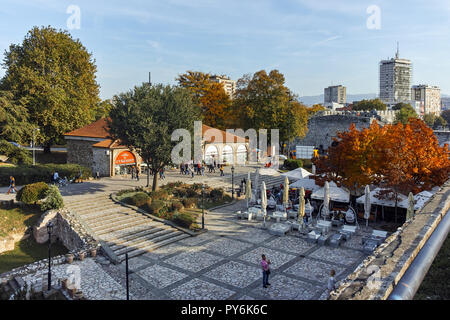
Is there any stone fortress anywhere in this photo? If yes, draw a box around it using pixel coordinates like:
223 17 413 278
295 110 399 150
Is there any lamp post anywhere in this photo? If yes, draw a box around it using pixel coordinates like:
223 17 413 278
201 184 205 229
231 165 235 200
46 221 54 291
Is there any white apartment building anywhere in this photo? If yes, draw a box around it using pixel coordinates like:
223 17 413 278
411 85 441 116
379 51 412 105
209 75 236 99
324 85 346 104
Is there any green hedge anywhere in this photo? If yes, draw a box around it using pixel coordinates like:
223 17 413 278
283 159 303 170
126 192 150 207
40 185 64 211
173 212 196 229
16 182 49 204
0 164 92 186
0 140 32 165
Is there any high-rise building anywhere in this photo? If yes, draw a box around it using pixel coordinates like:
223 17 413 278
411 85 441 116
442 97 450 111
379 48 412 105
324 85 346 104
209 75 236 99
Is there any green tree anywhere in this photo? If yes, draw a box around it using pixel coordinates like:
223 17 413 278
352 99 387 111
441 110 450 125
108 84 200 191
434 116 447 129
232 70 308 147
0 91 33 145
93 100 113 121
423 113 437 128
306 104 326 118
392 102 412 110
395 104 418 125
0 26 100 152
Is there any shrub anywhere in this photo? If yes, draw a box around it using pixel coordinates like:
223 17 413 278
209 188 224 200
128 192 150 207
150 189 169 201
16 182 49 204
0 140 32 165
0 163 92 186
284 159 303 170
40 185 64 211
171 200 184 212
182 197 198 209
173 212 196 229
146 200 165 215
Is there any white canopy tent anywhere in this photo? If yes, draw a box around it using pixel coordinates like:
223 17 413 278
311 182 350 203
397 190 436 211
281 168 312 181
356 188 408 208
290 178 321 192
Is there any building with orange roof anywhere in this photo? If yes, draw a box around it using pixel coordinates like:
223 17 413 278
64 119 250 177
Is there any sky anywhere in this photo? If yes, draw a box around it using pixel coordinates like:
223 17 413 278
0 0 449 100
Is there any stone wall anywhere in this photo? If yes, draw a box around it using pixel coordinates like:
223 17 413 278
295 115 378 150
92 148 111 177
66 139 95 169
330 180 450 300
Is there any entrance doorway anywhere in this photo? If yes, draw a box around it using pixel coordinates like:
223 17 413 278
114 151 137 176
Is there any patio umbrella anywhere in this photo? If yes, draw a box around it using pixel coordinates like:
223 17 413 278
364 185 371 227
305 200 313 218
246 172 252 209
298 187 305 225
261 181 267 227
254 168 260 199
321 181 330 220
283 176 289 210
406 192 415 221
312 164 316 175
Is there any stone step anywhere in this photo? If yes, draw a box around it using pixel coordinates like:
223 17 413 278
117 233 191 261
64 196 112 208
65 200 113 212
71 202 120 215
100 222 166 241
112 229 178 256
90 215 150 234
80 206 135 221
83 210 144 227
106 225 170 249
94 219 154 237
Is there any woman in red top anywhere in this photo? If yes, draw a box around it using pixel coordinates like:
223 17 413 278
261 254 271 288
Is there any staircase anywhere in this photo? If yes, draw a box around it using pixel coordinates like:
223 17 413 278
64 195 190 262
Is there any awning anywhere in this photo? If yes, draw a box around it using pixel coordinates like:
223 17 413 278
281 168 312 181
290 178 321 192
356 188 408 208
311 182 350 203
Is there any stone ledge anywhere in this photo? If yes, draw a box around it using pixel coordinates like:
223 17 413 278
330 181 450 300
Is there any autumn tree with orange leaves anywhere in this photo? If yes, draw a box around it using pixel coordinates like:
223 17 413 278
313 119 450 199
177 71 232 129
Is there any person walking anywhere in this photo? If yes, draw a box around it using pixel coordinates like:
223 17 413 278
201 164 205 176
131 166 136 180
6 176 18 194
327 269 336 297
180 163 184 175
261 254 271 288
136 166 140 181
220 164 224 176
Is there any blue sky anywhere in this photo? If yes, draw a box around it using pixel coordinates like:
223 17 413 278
1 0 449 100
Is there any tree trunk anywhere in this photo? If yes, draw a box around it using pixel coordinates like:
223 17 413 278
152 172 159 191
146 162 150 188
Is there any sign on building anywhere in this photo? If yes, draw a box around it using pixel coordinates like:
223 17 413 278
296 146 315 159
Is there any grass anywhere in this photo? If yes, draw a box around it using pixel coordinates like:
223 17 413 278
0 237 68 274
414 233 450 300
0 205 42 238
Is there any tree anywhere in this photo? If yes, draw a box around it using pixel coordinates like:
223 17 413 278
352 99 387 111
441 109 450 125
423 113 437 128
434 116 447 129
93 100 114 121
108 84 200 191
232 70 308 147
0 90 33 145
0 26 100 152
177 71 232 129
394 104 417 125
306 104 326 118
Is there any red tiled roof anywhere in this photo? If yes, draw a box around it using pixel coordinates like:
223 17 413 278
65 118 111 138
202 124 248 144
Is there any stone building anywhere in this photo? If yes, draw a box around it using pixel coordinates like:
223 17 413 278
64 119 250 177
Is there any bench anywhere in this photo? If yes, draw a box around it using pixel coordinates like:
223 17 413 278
287 210 298 220
329 233 344 247
268 223 291 236
316 220 332 234
307 230 321 243
318 233 332 245
362 230 389 246
340 225 357 240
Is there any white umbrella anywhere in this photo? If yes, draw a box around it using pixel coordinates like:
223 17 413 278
283 176 289 210
305 200 313 217
298 187 305 225
312 164 316 175
261 181 267 227
321 181 330 220
254 168 260 198
246 172 252 208
364 185 371 227
406 192 415 221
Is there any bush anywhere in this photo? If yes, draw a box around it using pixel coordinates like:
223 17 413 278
182 197 198 209
127 192 150 207
173 212 196 229
40 185 64 211
150 189 169 201
284 159 303 170
0 163 92 186
209 188 224 200
146 200 165 215
16 182 49 204
0 140 32 165
171 200 184 212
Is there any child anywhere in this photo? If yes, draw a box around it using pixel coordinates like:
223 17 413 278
327 269 336 297
6 176 18 194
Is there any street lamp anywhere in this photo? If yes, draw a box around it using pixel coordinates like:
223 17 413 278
201 184 205 229
46 221 54 291
32 128 40 166
231 165 235 200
